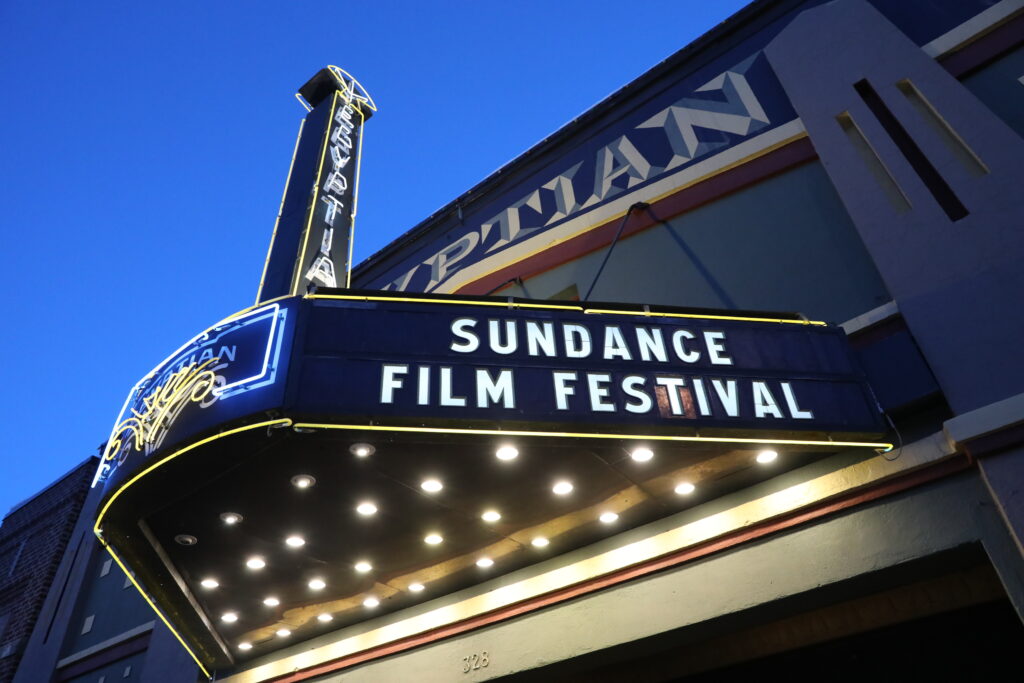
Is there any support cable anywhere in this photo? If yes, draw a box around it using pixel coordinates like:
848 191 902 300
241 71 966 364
582 202 648 301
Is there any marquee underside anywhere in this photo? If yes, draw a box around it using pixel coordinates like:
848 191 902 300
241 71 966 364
98 424 861 668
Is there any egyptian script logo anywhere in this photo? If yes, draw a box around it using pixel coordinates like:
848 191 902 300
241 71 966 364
101 357 224 470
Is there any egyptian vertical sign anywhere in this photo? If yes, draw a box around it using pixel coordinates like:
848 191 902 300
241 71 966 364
257 67 376 303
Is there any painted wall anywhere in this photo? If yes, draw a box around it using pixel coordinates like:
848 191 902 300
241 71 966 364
502 161 891 324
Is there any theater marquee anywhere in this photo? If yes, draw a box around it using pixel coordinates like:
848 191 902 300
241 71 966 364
297 294 883 439
91 290 889 675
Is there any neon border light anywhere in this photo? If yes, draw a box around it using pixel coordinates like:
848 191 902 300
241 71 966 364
307 293 827 326
92 302 286 488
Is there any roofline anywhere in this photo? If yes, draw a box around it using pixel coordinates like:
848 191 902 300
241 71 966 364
352 0 792 282
4 455 99 520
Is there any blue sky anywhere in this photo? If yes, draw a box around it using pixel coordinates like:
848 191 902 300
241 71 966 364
0 1 748 514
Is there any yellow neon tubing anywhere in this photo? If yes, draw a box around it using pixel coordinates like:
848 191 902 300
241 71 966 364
309 292 582 311
292 422 893 451
98 541 211 679
256 118 307 305
289 91 340 296
584 308 826 326
94 418 293 676
308 293 822 325
346 103 367 289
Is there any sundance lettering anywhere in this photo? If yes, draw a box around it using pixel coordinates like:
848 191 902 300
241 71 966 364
375 317 815 421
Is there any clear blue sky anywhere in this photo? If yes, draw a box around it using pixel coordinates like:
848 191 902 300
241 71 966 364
0 1 748 514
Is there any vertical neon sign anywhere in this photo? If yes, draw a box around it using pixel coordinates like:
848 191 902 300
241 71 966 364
257 66 376 303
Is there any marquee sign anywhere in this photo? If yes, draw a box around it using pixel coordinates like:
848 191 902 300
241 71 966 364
294 294 885 439
91 291 888 676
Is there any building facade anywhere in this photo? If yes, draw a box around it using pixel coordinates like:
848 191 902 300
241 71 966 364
11 459 198 683
11 0 1024 681
0 459 95 682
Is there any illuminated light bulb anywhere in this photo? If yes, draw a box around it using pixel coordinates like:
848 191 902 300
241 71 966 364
531 537 549 548
318 613 333 623
276 629 291 638
476 557 494 568
424 533 443 545
308 578 326 590
408 583 425 593
246 556 266 570
221 612 238 623
350 443 375 457
674 482 696 495
552 480 573 495
481 510 501 523
291 474 316 489
363 596 379 608
354 561 372 573
757 449 778 464
599 512 619 524
630 447 654 462
238 642 252 651
356 501 378 516
495 445 518 461
220 512 242 525
263 597 280 607
421 479 443 493
200 578 219 589
285 535 305 548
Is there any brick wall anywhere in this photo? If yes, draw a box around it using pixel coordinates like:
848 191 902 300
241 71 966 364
0 458 97 683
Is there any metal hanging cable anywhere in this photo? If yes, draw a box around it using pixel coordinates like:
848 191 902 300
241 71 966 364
582 202 648 301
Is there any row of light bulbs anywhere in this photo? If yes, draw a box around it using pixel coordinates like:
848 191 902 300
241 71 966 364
215 443 780 652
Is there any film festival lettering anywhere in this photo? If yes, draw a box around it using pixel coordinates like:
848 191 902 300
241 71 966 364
378 316 814 422
375 54 779 294
304 97 360 289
